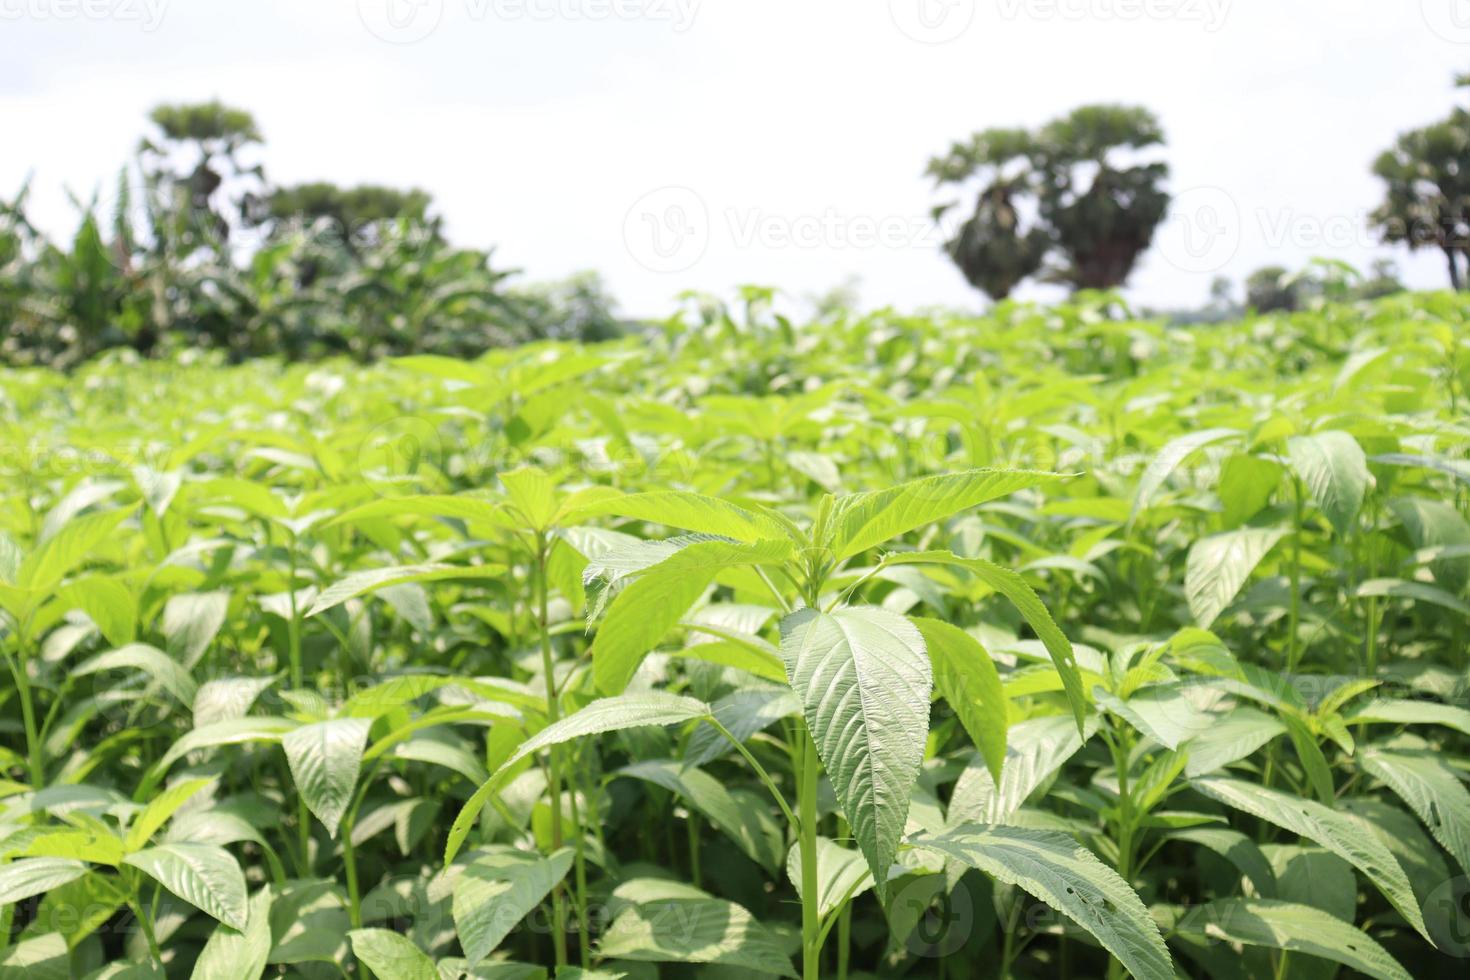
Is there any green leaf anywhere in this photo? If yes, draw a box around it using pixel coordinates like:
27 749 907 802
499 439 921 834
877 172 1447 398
948 715 1097 825
618 761 783 871
18 507 132 593
500 466 559 531
1346 698 1470 737
55 575 135 646
597 896 797 977
1287 431 1371 536
1359 742 1470 877
305 563 505 619
347 929 439 980
325 494 505 528
0 932 69 980
282 718 372 834
1391 496 1470 594
124 843 248 930
684 686 800 767
163 591 231 668
912 618 1006 782
74 643 196 707
1192 777 1428 940
190 886 273 980
126 778 214 852
591 537 792 695
1167 827 1276 897
785 836 872 918
445 693 710 864
1281 714 1334 804
1131 428 1239 520
1168 898 1410 980
573 490 791 543
1354 578 1470 617
884 551 1085 731
0 858 87 905
917 824 1173 980
1218 453 1284 528
780 606 931 885
828 469 1063 561
1184 527 1286 629
451 847 574 965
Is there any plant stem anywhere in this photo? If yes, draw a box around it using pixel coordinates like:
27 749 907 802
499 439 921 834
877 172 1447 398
6 615 42 786
565 752 592 967
534 533 569 969
284 533 312 875
797 724 822 980
1286 478 1304 673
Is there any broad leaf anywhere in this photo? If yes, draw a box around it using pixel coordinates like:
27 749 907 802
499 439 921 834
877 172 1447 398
1287 431 1371 536
282 718 373 834
1185 527 1286 629
781 606 930 885
597 896 797 977
917 824 1173 980
1168 898 1410 980
913 617 1006 782
347 928 438 980
124 843 248 930
452 847 573 965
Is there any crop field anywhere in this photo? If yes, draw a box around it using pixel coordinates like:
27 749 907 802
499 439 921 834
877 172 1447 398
2 290 1470 980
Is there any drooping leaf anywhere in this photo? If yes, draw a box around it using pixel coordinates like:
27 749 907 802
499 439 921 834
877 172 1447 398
1192 777 1428 940
190 886 274 980
124 843 249 930
912 617 1006 782
1287 431 1371 536
1184 527 1286 629
597 896 797 977
347 928 438 980
917 824 1173 980
1167 898 1410 980
282 718 373 834
781 606 930 885
1359 742 1470 877
0 858 88 905
451 847 574 965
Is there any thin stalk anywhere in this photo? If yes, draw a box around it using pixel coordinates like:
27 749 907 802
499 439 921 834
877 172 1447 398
534 533 569 969
709 718 796 827
6 615 42 786
1286 479 1304 673
687 811 702 888
798 724 822 980
565 752 592 967
284 533 312 875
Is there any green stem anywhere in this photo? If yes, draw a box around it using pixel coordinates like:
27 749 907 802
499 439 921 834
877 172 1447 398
284 534 312 876
565 752 592 968
1286 479 1304 673
535 534 569 969
7 616 42 786
798 724 822 980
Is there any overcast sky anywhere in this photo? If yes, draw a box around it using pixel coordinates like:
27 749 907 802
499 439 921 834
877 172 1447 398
2 0 1466 316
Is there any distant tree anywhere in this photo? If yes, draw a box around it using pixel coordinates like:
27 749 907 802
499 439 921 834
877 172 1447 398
513 271 624 343
1356 258 1406 300
1371 75 1470 290
139 101 265 242
927 128 1050 301
928 105 1170 299
1246 265 1300 313
266 182 440 248
1033 105 1171 291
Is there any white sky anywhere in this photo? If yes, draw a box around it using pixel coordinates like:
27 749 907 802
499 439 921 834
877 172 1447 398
2 0 1466 316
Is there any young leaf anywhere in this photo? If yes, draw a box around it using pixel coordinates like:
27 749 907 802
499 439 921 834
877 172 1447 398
912 617 1006 782
780 606 931 885
124 843 249 930
282 718 373 834
0 858 87 905
916 824 1174 980
452 847 574 965
591 537 792 695
1287 431 1371 536
884 551 1085 731
573 490 791 543
1131 428 1239 520
1184 527 1286 629
125 778 214 852
445 693 711 864
827 469 1063 561
347 929 438 980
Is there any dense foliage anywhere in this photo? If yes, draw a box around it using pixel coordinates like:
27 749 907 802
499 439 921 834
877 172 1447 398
1 290 1469 979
